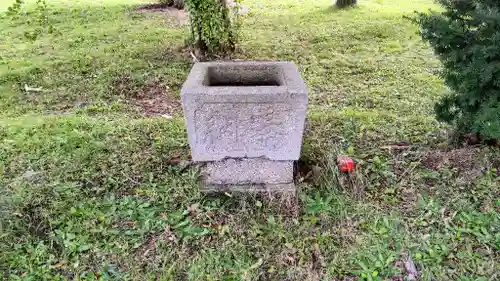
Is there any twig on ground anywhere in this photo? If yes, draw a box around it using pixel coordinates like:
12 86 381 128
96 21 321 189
24 84 45 92
404 252 418 280
190 51 199 62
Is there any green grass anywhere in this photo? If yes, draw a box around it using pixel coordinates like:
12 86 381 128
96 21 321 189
0 0 499 280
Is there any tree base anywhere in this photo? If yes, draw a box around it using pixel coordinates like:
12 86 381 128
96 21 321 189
336 0 357 8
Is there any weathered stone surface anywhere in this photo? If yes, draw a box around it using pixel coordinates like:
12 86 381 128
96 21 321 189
181 61 308 162
195 103 294 156
203 158 293 185
201 182 295 193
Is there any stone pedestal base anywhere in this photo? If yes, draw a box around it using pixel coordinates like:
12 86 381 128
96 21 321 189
201 158 295 193
201 182 295 193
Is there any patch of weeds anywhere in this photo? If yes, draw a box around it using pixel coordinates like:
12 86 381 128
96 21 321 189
351 216 406 281
0 2 189 117
408 196 499 280
3 242 67 281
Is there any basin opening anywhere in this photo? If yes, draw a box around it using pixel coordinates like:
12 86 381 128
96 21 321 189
205 65 283 87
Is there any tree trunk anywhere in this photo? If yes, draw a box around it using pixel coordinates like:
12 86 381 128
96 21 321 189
220 0 235 51
336 0 357 8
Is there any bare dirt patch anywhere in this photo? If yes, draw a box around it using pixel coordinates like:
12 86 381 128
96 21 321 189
135 3 188 26
136 3 170 11
492 160 500 177
113 75 181 117
422 147 483 181
130 84 181 117
422 147 480 172
134 225 178 265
